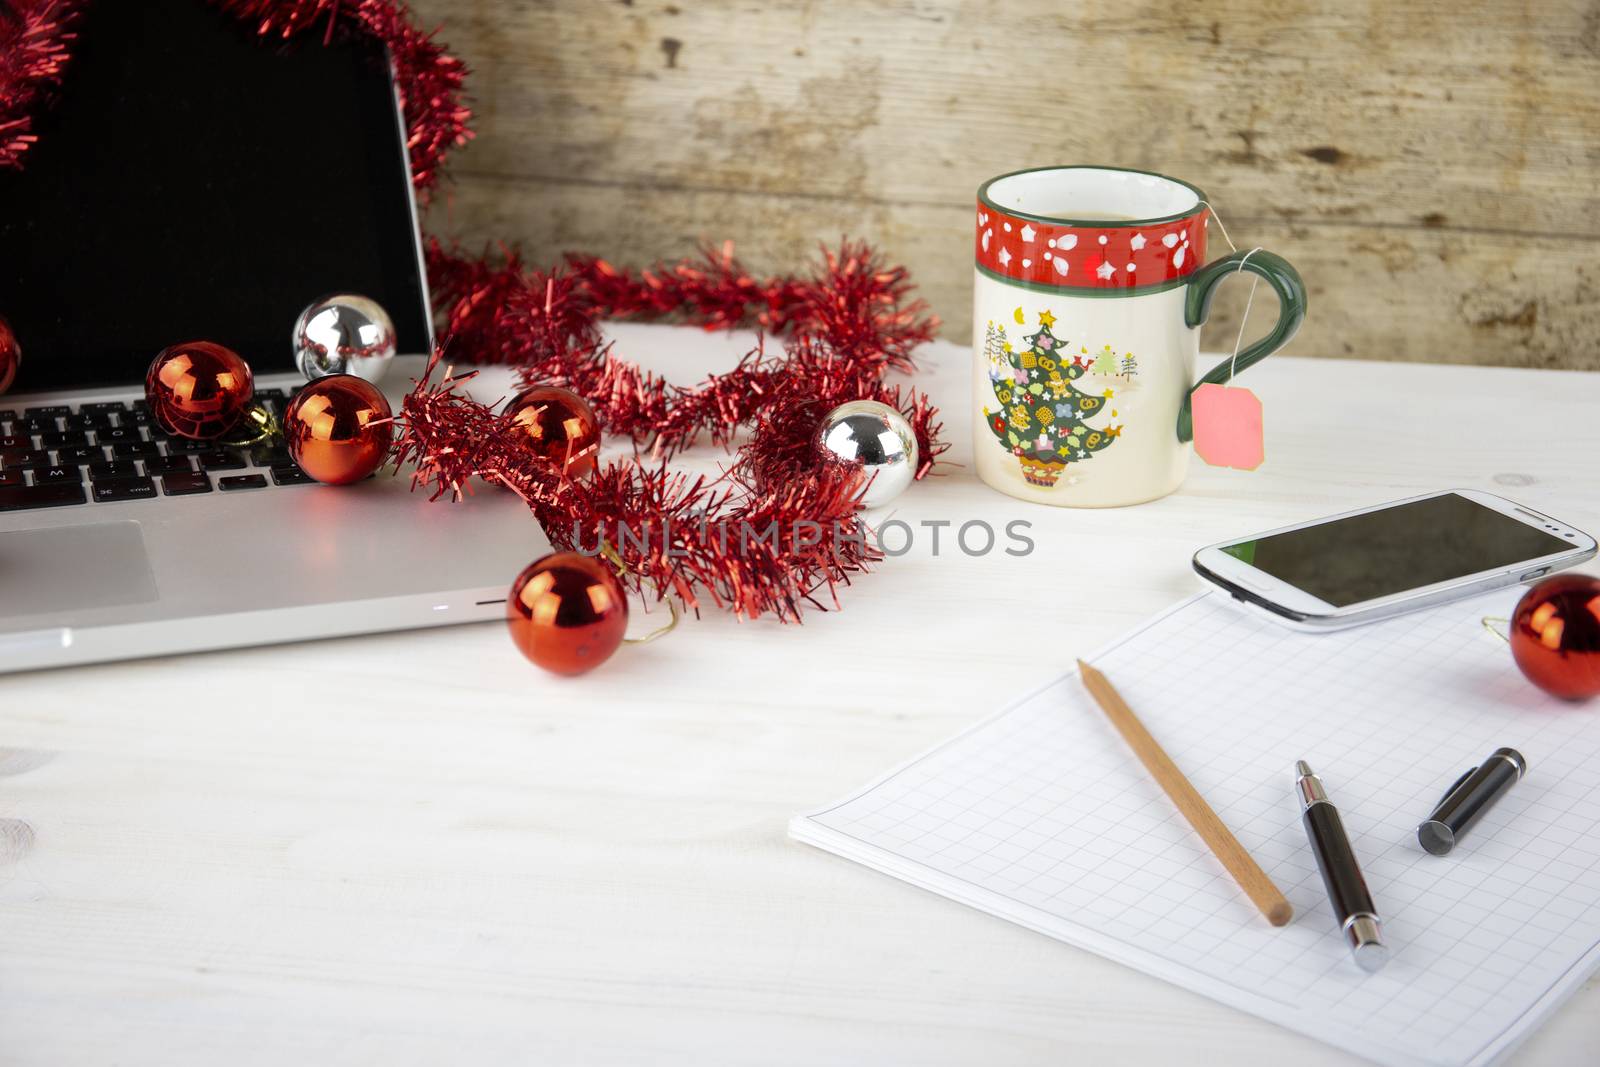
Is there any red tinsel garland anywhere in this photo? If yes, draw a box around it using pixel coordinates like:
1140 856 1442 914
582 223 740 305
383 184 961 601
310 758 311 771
0 0 86 171
399 241 946 622
423 240 942 466
0 0 469 190
2 0 949 623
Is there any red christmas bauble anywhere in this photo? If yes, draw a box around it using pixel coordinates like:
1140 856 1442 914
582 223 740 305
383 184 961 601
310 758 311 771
505 386 601 479
0 316 20 395
283 374 395 485
506 551 628 675
145 341 254 440
1510 574 1600 701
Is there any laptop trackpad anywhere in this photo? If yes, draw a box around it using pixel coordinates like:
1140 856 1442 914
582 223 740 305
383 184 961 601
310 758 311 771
0 521 159 617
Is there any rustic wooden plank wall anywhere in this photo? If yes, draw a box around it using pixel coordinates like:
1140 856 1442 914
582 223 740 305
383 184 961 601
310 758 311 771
413 0 1600 370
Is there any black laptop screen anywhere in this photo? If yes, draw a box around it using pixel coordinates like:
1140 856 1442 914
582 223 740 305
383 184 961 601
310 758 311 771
0 0 432 393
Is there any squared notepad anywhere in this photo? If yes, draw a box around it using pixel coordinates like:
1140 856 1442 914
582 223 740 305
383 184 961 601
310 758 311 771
792 590 1600 1067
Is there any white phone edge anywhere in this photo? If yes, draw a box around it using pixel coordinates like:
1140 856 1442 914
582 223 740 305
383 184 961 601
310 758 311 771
1191 488 1599 632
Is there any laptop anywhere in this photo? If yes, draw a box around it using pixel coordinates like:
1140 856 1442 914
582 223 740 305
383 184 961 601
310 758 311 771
0 1 543 673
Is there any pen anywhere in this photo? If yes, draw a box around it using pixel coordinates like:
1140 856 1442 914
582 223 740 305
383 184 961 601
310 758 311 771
1417 747 1526 856
1295 760 1389 972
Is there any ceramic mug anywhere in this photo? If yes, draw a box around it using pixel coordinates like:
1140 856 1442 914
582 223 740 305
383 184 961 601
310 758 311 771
973 166 1306 507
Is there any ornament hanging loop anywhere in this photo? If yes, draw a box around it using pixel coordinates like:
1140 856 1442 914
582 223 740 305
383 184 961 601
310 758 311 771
626 598 680 645
219 403 281 448
597 540 681 644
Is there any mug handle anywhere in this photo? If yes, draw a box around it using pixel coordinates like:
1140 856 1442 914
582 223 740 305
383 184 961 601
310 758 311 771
1177 249 1307 442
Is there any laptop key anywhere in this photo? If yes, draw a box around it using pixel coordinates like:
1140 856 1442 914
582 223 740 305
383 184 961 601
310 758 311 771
111 440 162 458
57 445 105 465
0 483 87 511
125 409 155 427
97 425 143 444
0 469 22 487
253 444 292 467
161 471 213 496
165 436 210 455
270 465 315 486
2 449 51 468
147 454 194 475
199 449 247 471
23 406 70 418
80 401 127 414
15 416 58 434
65 412 114 431
42 430 90 448
218 474 269 491
90 476 158 503
31 465 83 486
0 434 32 449
90 460 141 481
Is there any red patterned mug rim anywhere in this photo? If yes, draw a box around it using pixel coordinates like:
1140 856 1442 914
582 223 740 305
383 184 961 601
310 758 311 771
978 165 1208 229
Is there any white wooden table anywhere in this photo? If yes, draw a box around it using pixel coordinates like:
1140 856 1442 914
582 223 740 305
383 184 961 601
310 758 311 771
2 327 1597 1066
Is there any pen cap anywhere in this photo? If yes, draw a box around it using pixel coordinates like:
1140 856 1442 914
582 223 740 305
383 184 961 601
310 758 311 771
1417 748 1526 856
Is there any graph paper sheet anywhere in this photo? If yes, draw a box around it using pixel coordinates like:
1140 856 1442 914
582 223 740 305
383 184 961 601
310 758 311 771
792 590 1600 1067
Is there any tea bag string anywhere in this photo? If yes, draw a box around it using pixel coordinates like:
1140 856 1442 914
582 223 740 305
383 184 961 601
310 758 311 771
1199 200 1262 384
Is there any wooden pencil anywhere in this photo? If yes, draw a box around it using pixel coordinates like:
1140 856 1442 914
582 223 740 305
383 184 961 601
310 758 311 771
1076 659 1294 927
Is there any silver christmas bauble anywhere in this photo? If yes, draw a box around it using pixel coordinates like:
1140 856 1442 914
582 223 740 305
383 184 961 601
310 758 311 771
814 399 918 508
292 293 397 384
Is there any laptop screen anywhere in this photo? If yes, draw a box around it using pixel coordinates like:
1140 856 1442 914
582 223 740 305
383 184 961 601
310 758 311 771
0 0 433 394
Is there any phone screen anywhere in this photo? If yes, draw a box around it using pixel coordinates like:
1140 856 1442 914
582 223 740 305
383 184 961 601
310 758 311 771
1221 494 1572 607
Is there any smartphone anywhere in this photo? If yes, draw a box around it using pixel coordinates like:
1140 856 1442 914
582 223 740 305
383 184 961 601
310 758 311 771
1192 489 1597 630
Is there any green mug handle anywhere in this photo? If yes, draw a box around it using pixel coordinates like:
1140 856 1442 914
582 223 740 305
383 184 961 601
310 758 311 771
1177 249 1307 442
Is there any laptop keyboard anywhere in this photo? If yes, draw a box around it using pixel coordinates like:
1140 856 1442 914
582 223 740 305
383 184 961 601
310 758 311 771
0 389 316 512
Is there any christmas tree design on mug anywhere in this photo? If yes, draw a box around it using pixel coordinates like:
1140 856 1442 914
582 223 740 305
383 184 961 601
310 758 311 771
981 310 1124 488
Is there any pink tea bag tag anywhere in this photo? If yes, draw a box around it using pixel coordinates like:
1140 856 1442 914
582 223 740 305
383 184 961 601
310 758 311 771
1192 382 1264 470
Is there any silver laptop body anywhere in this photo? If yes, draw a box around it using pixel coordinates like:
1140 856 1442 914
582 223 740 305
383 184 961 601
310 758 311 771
0 363 544 674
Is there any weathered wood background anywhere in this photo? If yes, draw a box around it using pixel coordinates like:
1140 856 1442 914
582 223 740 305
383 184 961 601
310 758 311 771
413 0 1600 370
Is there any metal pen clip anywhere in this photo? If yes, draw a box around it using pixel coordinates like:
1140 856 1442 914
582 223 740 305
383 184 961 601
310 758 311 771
1433 766 1478 809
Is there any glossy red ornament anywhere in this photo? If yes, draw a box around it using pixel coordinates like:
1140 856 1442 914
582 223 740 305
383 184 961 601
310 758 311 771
0 316 20 395
505 386 601 479
144 341 254 439
1510 574 1600 701
284 374 395 485
506 551 628 675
